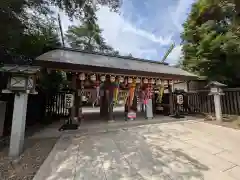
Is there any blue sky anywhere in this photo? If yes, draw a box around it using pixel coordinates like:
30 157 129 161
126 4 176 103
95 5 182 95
59 0 195 65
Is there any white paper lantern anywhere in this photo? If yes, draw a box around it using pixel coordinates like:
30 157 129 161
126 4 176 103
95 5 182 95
100 75 106 82
110 76 115 82
128 77 133 84
151 79 155 84
135 77 141 84
90 74 96 81
169 80 173 85
156 79 162 85
143 78 148 84
79 73 85 81
119 76 124 83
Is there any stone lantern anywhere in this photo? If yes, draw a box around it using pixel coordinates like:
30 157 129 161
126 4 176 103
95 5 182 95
206 81 227 122
0 65 40 158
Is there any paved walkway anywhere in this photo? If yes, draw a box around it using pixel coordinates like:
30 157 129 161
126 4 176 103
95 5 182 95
34 121 240 180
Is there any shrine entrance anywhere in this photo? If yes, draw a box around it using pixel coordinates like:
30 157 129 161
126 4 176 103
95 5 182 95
35 48 197 123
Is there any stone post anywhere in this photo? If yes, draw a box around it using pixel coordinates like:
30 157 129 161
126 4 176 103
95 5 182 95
0 65 40 158
214 93 222 122
9 93 28 158
206 81 226 123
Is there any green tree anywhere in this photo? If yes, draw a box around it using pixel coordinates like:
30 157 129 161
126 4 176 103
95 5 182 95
66 22 117 53
0 0 121 62
181 0 240 87
0 0 121 92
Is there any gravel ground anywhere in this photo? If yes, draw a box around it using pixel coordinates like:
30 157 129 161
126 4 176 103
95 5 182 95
0 138 58 180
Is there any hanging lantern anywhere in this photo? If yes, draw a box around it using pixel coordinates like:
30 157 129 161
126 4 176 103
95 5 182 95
156 79 162 85
169 80 173 85
143 78 148 84
164 80 168 85
110 76 115 82
119 76 124 83
79 73 85 81
90 74 96 81
150 78 155 84
128 77 133 84
135 77 141 84
100 75 106 82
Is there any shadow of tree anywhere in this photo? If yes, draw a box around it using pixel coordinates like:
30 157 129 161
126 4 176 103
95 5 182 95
34 125 209 180
112 127 209 180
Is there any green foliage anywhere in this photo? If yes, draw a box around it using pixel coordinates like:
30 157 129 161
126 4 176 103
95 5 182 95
181 0 240 87
0 0 120 62
66 22 118 54
37 69 67 93
0 0 120 91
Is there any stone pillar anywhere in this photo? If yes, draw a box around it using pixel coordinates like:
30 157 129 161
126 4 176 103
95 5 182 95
214 94 222 122
146 99 153 119
9 93 28 158
206 81 226 123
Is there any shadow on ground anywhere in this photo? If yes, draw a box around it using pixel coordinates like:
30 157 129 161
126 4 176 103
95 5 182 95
34 125 209 180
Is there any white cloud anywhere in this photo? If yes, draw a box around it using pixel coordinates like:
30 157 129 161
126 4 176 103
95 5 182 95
170 0 195 32
96 6 172 58
166 45 183 65
54 0 194 63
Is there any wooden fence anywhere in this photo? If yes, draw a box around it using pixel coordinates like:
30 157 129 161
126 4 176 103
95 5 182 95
0 92 70 137
45 92 69 117
186 88 240 115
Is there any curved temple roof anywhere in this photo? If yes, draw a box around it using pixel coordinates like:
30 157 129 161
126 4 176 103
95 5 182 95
35 48 197 80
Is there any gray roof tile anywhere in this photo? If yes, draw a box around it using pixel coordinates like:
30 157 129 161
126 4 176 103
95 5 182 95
36 49 197 78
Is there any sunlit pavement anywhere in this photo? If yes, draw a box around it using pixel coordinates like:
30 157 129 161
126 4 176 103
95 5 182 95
82 106 124 113
33 121 240 180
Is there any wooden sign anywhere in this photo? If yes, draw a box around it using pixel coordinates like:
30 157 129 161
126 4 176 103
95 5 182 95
65 94 74 108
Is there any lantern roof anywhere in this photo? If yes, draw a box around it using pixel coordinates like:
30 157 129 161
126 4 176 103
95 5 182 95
35 48 197 80
205 81 227 88
0 64 40 74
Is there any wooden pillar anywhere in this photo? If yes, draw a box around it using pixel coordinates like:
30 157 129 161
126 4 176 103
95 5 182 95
100 94 104 117
105 80 114 122
71 75 77 121
78 80 84 123
168 80 174 115
74 78 80 122
108 97 114 122
186 80 190 92
100 82 108 118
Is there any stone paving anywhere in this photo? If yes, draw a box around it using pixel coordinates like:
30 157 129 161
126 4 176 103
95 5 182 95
33 121 240 180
